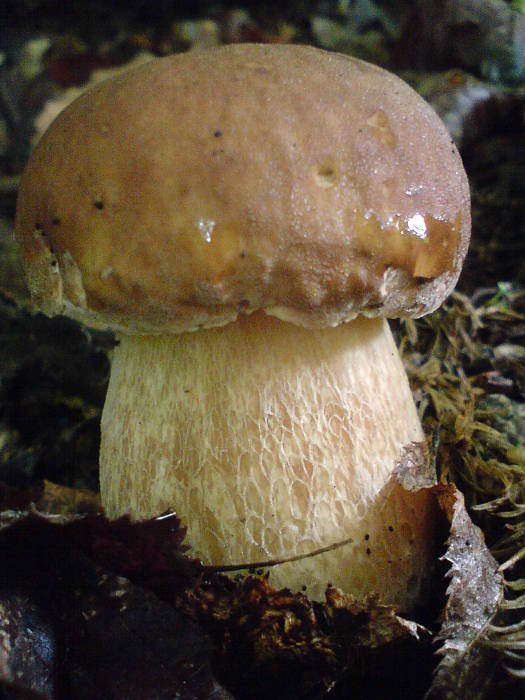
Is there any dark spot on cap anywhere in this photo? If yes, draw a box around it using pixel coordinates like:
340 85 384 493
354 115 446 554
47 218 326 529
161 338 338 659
364 533 370 541
388 526 394 532
94 200 104 210
366 547 371 556
214 130 222 137
52 217 61 225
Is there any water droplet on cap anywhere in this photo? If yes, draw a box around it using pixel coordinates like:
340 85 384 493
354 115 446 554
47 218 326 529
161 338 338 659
406 213 427 239
197 218 216 243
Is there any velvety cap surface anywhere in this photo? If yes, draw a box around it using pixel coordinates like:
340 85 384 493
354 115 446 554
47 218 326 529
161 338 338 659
15 43 470 333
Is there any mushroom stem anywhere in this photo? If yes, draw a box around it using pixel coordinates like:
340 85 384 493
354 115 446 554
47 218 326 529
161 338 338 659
100 313 436 605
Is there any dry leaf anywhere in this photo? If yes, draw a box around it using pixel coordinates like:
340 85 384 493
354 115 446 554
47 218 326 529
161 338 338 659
428 486 504 699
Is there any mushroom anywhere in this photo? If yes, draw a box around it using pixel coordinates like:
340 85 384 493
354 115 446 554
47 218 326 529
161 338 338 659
14 44 470 608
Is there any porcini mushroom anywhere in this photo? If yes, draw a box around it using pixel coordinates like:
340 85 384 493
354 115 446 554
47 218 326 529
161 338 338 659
15 44 470 608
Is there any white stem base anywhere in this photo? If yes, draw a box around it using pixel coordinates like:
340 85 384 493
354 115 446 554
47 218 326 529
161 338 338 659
100 314 436 608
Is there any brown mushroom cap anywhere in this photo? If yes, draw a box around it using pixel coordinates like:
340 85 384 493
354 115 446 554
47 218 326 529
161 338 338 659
15 43 470 333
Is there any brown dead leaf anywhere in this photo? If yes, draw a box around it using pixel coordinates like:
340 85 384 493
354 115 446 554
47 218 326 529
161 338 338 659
34 479 101 515
428 486 504 699
0 510 232 700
